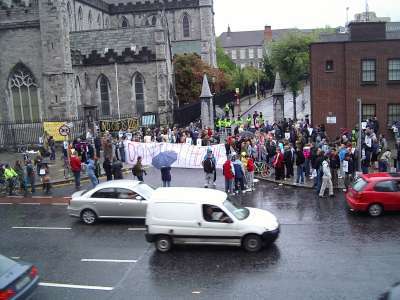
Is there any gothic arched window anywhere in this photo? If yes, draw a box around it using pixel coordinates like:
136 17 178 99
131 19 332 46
151 15 157 26
182 14 190 38
78 7 83 30
97 14 101 28
121 16 128 28
88 10 92 29
9 64 39 121
74 76 81 107
105 17 109 28
98 75 111 116
134 74 145 115
67 2 73 31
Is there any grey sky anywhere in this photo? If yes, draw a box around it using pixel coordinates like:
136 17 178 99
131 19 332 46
214 0 400 35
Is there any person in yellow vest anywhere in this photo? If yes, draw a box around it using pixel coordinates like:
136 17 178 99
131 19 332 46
258 112 265 127
246 114 252 128
215 118 221 132
4 164 18 196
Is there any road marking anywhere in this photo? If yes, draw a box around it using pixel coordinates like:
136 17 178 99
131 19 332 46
52 203 68 206
81 259 138 263
39 282 114 291
32 196 52 199
11 257 20 260
8 196 23 198
127 227 146 231
20 203 40 205
12 226 72 230
0 203 13 205
192 291 201 294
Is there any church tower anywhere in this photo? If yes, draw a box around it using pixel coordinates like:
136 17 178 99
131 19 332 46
38 0 76 118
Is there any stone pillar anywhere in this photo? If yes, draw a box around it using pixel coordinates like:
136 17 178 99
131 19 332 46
273 72 284 123
200 74 213 129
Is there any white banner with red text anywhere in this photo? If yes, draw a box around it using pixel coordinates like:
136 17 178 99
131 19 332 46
126 142 227 169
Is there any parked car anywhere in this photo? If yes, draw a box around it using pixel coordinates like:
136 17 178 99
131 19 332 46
0 254 39 300
145 187 280 252
346 173 400 217
68 180 154 224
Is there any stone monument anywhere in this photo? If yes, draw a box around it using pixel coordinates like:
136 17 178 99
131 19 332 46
200 74 214 130
273 72 284 123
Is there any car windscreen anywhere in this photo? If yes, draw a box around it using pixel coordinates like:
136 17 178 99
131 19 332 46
0 255 16 274
136 183 154 200
223 200 249 220
352 177 368 192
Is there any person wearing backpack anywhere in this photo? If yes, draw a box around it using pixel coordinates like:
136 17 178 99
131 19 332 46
202 148 216 188
25 160 35 193
132 156 147 181
233 155 246 194
222 155 235 195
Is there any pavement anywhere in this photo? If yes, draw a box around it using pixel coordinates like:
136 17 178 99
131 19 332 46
1 168 400 299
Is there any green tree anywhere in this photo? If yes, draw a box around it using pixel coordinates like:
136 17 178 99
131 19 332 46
262 54 275 89
270 32 315 120
216 38 236 75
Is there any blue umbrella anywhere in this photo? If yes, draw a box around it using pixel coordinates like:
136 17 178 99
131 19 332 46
152 151 178 169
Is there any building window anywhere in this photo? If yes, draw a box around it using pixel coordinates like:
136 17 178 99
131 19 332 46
8 64 40 121
121 17 128 28
134 74 145 115
257 48 263 59
361 59 376 82
240 49 246 59
182 14 190 38
99 75 110 116
325 60 334 72
88 11 92 29
105 17 109 28
78 7 83 30
151 15 157 26
67 2 73 31
388 59 400 81
249 48 254 59
388 104 400 126
231 49 237 60
97 14 101 28
362 104 376 121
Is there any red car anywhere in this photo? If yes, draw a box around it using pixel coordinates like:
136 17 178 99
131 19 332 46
346 173 400 217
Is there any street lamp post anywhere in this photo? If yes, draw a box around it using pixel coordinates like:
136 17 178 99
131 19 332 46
357 98 362 173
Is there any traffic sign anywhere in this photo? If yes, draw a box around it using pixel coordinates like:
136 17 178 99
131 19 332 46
58 125 70 136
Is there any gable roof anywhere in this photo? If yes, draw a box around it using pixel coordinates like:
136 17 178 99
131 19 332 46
219 28 314 48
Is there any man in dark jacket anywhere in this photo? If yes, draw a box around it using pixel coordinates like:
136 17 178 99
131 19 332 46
295 146 305 184
102 156 113 181
284 146 293 179
112 158 123 180
94 135 102 159
329 148 340 188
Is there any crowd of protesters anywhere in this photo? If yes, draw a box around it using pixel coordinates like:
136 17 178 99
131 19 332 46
1 111 399 197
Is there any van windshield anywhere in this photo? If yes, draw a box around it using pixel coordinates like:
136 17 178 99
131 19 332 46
223 200 249 220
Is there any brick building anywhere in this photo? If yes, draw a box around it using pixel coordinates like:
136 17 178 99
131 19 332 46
0 0 216 125
310 22 400 139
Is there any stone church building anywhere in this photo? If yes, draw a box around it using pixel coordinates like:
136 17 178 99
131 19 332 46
0 0 216 125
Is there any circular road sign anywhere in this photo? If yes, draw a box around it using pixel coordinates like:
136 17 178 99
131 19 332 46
59 125 70 136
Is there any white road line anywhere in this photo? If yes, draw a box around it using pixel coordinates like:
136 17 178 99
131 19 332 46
81 259 138 263
11 257 20 260
32 196 52 199
39 282 114 291
20 203 40 205
52 203 68 206
8 196 23 198
127 228 146 231
0 203 13 205
12 226 72 230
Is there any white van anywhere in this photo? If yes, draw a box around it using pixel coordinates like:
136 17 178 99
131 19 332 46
145 187 280 252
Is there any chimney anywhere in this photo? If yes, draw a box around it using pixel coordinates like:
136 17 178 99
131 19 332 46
227 25 231 37
264 25 272 42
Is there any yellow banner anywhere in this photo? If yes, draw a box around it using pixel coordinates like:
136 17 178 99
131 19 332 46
43 122 66 142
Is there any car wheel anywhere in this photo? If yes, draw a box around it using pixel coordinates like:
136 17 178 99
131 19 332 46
368 203 383 217
242 234 262 252
81 209 97 225
155 235 172 253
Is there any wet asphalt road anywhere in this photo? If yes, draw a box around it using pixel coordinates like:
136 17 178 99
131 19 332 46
1 169 400 299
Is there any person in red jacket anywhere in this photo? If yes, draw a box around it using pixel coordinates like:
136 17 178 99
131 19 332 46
222 155 235 195
273 148 285 181
246 155 255 191
70 149 82 189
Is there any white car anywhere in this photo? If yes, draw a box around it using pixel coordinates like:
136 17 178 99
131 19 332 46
145 187 280 252
67 180 154 224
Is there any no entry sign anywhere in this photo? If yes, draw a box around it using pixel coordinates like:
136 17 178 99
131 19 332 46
58 124 70 136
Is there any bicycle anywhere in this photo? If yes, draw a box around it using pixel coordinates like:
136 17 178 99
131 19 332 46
254 161 271 178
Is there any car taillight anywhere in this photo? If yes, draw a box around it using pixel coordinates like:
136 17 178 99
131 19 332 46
29 266 38 278
0 288 16 300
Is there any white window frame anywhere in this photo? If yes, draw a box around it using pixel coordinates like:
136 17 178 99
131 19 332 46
231 49 237 60
240 49 246 60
